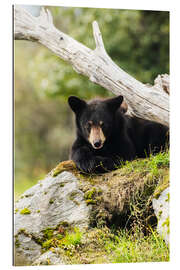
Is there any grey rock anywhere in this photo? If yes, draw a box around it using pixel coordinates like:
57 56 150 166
32 248 64 266
14 234 42 265
14 171 91 265
152 187 169 245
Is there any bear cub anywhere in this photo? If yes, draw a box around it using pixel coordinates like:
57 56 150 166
68 95 169 174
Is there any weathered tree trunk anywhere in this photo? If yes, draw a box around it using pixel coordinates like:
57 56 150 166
14 5 169 127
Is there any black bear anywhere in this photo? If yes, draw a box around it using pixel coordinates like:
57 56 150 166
68 95 169 174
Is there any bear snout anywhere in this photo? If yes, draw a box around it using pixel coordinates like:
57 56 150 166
88 126 106 149
93 139 103 149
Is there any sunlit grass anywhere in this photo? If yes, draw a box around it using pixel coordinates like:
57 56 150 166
105 229 169 263
122 151 169 175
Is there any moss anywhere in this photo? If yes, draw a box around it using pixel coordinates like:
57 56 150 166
24 194 32 198
83 187 104 206
165 192 170 202
15 208 19 214
58 221 70 228
153 172 169 199
53 160 77 177
37 210 40 213
32 236 44 246
57 234 64 240
158 210 163 218
69 191 79 201
97 188 103 195
60 183 65 187
162 217 170 234
49 199 54 204
86 199 97 205
84 187 97 200
15 237 20 248
42 239 56 250
39 222 71 249
68 191 81 206
20 208 31 215
42 228 54 240
19 228 26 234
40 225 82 255
74 200 80 206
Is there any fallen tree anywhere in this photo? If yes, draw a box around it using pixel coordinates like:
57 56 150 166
14 5 169 127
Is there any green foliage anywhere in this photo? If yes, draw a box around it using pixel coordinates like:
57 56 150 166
14 48 75 198
42 239 55 250
42 228 54 240
41 227 82 251
63 227 82 247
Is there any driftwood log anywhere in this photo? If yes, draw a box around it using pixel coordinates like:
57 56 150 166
14 6 169 127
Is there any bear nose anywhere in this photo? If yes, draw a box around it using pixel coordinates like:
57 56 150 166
93 140 102 148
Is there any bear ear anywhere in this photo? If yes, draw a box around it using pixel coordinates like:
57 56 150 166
68 96 87 114
106 95 124 112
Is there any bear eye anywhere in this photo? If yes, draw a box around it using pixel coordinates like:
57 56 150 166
86 121 92 129
87 121 93 126
99 121 104 126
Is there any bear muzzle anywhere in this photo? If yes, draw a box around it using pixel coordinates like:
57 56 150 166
88 126 106 149
93 139 103 149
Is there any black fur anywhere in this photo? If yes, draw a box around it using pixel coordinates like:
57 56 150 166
68 95 169 174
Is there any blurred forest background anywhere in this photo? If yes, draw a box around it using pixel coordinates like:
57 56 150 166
14 6 169 198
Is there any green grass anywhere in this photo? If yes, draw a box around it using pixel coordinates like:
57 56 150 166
64 227 82 247
105 229 169 263
42 227 83 251
38 225 169 264
68 227 169 264
14 173 46 200
122 151 169 176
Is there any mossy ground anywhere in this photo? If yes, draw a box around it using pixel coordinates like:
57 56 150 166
33 225 169 265
16 151 169 265
76 151 169 230
36 151 169 264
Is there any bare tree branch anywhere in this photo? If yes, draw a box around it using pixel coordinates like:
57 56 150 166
154 74 170 95
14 5 169 127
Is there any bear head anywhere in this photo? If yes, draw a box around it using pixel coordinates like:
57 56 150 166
68 95 123 150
